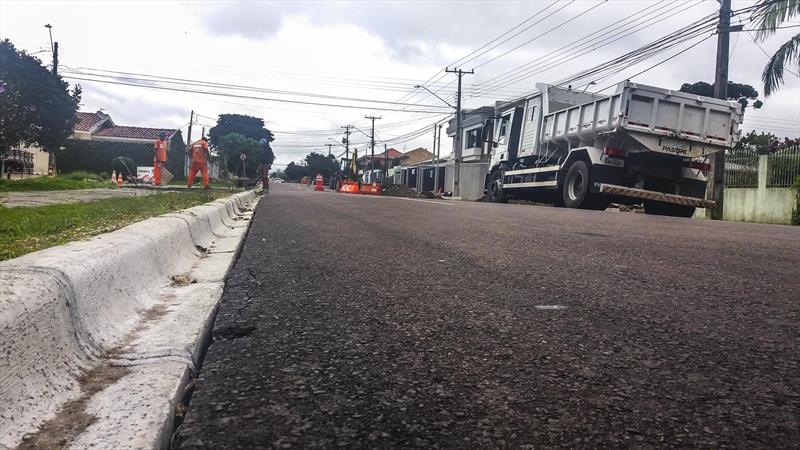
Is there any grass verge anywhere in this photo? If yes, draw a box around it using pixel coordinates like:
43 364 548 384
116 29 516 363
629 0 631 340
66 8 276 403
0 189 231 261
0 171 115 192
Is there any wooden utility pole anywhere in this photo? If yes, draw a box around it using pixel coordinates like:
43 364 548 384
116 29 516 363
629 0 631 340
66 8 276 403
384 143 389 181
185 110 194 177
52 42 58 75
341 125 352 176
325 143 334 156
706 0 731 220
365 116 381 175
446 68 473 198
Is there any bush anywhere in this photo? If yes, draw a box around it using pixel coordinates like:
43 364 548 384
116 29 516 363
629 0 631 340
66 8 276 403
55 132 186 177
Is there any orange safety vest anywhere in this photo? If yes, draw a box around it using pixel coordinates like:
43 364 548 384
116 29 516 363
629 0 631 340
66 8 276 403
154 139 168 162
190 140 208 164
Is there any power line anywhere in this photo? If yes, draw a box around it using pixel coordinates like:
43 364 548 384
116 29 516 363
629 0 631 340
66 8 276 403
473 0 683 92
62 75 454 114
61 68 455 110
472 0 605 70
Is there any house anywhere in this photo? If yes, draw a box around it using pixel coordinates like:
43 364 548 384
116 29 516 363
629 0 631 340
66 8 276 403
445 106 495 163
400 147 435 165
356 147 404 170
60 111 218 179
72 111 178 144
1 145 50 179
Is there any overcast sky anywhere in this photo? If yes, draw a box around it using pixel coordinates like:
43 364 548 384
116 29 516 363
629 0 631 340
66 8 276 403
1 0 798 169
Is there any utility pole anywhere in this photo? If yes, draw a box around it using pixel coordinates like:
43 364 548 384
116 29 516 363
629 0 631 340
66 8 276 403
430 123 437 193
341 125 352 176
436 123 443 194
185 110 194 177
325 143 334 156
384 143 389 181
52 42 58 75
707 0 731 220
365 115 381 175
445 68 474 198
44 24 57 75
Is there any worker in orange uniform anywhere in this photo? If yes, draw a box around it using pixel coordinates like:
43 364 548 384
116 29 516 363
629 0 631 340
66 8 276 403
187 136 210 189
153 131 168 186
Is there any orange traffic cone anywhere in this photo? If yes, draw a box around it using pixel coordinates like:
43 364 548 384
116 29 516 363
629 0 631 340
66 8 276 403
116 174 123 187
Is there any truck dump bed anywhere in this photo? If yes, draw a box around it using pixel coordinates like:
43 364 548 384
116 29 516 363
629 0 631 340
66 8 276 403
541 81 742 158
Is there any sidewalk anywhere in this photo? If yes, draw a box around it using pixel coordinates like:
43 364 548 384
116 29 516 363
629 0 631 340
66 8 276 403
0 188 156 208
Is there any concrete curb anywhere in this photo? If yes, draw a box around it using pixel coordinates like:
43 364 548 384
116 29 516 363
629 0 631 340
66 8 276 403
0 190 258 449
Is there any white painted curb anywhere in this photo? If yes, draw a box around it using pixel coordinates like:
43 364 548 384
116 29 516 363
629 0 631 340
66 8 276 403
0 190 257 449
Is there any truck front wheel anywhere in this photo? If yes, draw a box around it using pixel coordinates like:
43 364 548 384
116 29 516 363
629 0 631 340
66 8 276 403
487 170 508 203
644 200 696 218
562 160 591 208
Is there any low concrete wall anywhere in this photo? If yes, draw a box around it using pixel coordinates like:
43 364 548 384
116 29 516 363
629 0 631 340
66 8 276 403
0 191 255 449
695 188 797 225
723 187 796 224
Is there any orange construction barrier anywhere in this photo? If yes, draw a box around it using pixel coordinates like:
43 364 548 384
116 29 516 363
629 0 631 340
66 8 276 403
339 180 360 194
361 181 382 195
314 173 324 191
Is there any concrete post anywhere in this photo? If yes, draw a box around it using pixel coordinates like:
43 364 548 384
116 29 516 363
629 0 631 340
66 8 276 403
758 154 768 191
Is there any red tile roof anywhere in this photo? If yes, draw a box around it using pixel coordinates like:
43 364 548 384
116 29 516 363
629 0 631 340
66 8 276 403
74 112 106 131
358 148 404 161
93 126 177 140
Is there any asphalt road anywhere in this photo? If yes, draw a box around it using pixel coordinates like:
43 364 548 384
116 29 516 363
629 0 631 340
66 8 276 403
175 184 800 449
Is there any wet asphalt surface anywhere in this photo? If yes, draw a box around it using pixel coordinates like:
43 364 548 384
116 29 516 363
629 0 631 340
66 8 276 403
175 184 800 449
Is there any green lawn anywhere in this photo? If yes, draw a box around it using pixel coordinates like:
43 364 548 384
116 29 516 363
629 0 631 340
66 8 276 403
0 171 115 192
0 190 232 261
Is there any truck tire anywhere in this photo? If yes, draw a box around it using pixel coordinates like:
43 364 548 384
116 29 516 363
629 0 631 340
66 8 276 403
643 200 696 218
487 170 508 203
562 160 590 208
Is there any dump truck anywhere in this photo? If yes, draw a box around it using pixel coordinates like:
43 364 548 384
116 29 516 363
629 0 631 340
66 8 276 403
484 80 742 217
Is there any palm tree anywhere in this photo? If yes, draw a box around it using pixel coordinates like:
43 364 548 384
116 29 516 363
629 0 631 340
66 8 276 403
752 0 800 95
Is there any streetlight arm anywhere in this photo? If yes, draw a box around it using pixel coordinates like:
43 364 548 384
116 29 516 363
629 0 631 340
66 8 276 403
414 85 455 109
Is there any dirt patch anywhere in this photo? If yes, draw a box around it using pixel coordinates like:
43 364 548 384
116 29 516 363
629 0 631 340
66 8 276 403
17 364 131 450
381 184 429 199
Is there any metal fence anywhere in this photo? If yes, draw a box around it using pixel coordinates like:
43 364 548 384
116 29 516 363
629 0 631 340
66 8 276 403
767 145 800 188
725 148 759 188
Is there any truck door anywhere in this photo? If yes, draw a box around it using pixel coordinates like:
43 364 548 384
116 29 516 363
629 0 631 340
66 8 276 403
518 96 542 158
494 107 523 162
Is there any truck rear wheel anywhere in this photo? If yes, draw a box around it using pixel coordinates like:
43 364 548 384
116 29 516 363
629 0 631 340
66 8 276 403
487 170 508 203
562 160 590 208
644 200 696 218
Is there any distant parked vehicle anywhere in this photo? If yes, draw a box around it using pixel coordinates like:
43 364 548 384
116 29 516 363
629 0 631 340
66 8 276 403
483 81 742 217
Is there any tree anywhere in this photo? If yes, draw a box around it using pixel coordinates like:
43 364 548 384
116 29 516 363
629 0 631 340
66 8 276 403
217 132 260 178
304 152 339 179
270 168 286 180
0 39 81 166
284 161 308 181
732 130 778 155
679 81 763 109
752 0 800 95
208 114 274 148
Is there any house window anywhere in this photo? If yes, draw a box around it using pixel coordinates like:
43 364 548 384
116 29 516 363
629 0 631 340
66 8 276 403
465 128 482 149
